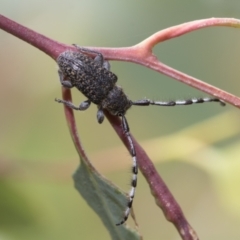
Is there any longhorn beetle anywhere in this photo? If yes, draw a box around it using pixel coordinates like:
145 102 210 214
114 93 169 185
55 44 225 225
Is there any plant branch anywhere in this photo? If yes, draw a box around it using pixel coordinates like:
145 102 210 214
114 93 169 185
0 14 67 59
139 17 240 46
105 111 198 240
86 18 240 107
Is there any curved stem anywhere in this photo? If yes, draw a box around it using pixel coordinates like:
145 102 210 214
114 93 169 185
138 18 240 47
85 18 240 107
105 111 198 240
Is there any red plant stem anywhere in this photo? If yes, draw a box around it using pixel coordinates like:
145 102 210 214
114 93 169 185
1 14 240 107
84 45 240 107
139 18 240 46
0 14 67 60
105 111 199 240
61 88 97 173
141 57 240 107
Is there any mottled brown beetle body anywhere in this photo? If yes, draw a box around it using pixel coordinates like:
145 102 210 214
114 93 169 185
57 50 132 116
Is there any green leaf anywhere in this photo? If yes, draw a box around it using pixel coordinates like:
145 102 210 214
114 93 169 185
73 156 141 240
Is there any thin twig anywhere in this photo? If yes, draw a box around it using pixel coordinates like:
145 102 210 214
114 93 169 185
105 111 199 240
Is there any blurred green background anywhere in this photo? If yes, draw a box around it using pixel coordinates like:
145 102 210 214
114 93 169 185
1 1 240 239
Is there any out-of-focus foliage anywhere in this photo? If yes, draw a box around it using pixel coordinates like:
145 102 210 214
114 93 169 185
0 1 240 240
73 157 140 240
